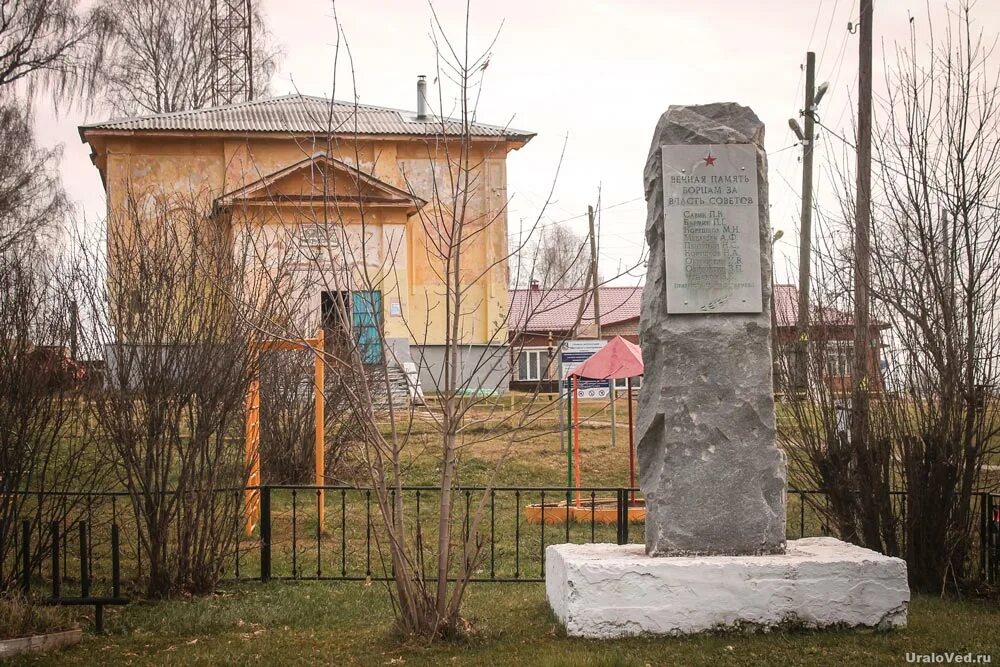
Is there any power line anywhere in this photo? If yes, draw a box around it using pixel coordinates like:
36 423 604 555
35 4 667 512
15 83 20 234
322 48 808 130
815 119 1000 213
507 196 645 238
816 0 841 71
769 142 803 156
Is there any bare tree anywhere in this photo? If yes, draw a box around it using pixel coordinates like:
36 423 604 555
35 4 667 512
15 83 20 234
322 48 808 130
512 221 591 289
0 0 112 100
0 101 66 254
228 3 646 638
96 0 278 115
869 4 1000 591
0 1 110 593
777 3 1000 592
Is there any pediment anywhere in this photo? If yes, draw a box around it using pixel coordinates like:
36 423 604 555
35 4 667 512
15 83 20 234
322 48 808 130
216 152 427 214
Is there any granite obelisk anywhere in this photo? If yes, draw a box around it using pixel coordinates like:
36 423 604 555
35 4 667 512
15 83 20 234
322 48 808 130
637 103 787 556
544 103 908 638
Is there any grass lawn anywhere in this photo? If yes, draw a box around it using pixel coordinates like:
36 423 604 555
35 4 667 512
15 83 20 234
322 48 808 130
8 581 998 666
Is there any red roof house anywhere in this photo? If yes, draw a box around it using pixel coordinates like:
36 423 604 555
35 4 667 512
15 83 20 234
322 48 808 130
507 283 884 393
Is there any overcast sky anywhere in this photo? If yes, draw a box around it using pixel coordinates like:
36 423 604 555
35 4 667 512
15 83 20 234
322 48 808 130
32 0 1000 285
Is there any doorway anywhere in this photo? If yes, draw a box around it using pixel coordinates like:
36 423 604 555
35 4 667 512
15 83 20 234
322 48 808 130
320 290 383 365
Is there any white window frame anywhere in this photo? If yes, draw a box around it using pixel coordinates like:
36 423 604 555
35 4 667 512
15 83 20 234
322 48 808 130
822 340 854 378
613 376 642 390
516 348 546 382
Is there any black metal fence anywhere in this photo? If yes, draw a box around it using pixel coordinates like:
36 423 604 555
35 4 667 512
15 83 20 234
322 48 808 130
3 517 128 630
3 487 998 597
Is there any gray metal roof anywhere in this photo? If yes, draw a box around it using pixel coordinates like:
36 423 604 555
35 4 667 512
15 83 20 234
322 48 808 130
80 94 534 140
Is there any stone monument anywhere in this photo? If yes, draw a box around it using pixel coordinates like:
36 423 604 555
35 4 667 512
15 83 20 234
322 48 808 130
545 103 909 638
638 104 785 557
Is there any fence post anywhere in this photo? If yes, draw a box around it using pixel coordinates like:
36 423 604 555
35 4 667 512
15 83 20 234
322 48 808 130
980 492 988 581
0 520 6 581
50 522 60 598
20 520 30 595
990 494 998 584
616 489 629 545
260 486 271 582
79 521 90 598
111 524 121 599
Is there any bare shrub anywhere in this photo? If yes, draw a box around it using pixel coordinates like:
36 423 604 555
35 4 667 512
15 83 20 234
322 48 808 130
79 188 296 597
0 248 106 592
259 349 315 484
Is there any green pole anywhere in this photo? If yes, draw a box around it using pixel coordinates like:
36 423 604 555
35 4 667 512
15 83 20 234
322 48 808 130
567 381 573 489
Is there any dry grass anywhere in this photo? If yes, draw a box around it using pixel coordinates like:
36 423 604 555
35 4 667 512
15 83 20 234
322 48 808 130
0 596 76 641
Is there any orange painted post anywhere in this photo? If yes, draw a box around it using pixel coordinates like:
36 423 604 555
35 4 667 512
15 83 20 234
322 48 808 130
245 375 261 536
314 328 326 531
572 376 581 507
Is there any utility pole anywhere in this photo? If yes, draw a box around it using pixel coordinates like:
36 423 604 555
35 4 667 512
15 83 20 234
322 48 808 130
851 0 874 447
587 205 601 339
796 52 816 395
587 204 616 445
788 52 829 396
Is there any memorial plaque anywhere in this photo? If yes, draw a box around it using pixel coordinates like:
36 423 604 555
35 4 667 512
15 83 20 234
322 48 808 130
661 143 762 314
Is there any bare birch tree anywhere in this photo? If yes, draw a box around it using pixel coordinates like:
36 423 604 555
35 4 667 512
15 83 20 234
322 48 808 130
512 221 592 289
0 0 112 99
0 101 66 254
96 0 278 115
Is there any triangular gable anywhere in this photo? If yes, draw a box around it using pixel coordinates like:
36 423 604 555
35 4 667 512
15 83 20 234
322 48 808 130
215 152 427 214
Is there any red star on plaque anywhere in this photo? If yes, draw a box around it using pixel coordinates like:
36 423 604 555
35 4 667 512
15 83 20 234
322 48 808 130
703 152 717 166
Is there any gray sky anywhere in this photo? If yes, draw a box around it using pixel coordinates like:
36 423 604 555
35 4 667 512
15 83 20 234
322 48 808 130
32 0 1000 285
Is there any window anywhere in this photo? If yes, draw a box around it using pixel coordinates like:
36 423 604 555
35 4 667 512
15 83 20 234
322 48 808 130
516 349 546 382
613 376 642 390
822 341 854 378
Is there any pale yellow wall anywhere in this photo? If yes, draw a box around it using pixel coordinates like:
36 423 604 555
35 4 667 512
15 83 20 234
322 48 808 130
232 204 411 342
91 132 517 348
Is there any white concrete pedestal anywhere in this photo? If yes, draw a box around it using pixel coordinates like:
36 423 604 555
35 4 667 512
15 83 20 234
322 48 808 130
545 537 909 638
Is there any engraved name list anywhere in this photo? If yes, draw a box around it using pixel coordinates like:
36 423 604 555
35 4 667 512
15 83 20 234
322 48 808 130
661 143 763 314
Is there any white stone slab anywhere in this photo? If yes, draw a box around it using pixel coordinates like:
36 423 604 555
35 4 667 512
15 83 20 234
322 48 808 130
546 537 909 638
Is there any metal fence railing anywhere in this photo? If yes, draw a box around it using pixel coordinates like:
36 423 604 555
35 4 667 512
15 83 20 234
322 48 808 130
3 487 998 595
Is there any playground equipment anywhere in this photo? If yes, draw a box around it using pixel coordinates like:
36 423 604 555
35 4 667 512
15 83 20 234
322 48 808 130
525 336 646 524
245 329 326 535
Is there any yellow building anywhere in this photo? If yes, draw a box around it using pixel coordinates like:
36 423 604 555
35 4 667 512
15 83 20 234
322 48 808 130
80 81 534 390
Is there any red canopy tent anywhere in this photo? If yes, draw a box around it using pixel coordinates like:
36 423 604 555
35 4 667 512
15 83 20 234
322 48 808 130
566 336 644 506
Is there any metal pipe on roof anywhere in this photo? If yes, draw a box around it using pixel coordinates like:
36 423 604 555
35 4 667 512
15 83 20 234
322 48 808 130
416 75 428 120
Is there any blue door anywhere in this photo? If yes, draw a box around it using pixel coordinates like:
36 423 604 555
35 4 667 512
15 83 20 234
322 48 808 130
352 291 383 365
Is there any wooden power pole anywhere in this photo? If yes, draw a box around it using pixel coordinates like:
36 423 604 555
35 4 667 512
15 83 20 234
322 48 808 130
795 52 817 394
586 204 616 445
587 205 601 339
851 0 874 446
